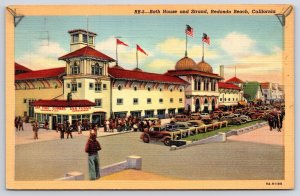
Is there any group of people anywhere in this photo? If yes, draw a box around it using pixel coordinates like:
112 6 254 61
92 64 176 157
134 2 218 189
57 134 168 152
14 116 24 131
267 109 285 132
104 116 161 133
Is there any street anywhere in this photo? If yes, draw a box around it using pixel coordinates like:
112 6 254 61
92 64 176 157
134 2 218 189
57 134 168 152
15 123 284 181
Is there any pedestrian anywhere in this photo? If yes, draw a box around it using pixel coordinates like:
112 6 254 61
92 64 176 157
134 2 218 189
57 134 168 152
58 123 64 139
105 120 110 132
276 112 282 132
267 114 274 131
44 119 49 130
66 124 73 139
18 118 24 131
32 120 39 139
85 133 101 180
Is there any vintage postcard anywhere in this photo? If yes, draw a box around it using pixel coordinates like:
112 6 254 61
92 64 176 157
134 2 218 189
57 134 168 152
6 4 294 189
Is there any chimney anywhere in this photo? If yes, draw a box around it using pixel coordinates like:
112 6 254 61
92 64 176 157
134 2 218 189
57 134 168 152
219 65 224 80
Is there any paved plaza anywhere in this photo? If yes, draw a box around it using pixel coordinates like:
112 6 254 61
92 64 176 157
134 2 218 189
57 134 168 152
15 122 284 181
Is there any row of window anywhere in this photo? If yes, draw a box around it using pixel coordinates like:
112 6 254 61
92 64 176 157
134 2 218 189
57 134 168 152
194 79 217 91
116 98 183 105
117 85 183 92
219 98 239 102
70 63 103 75
67 83 107 92
71 34 93 45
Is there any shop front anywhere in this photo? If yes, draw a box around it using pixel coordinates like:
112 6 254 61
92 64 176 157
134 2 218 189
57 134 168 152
32 99 97 130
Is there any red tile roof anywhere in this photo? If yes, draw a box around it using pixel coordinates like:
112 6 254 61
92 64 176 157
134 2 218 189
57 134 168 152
58 46 115 62
31 99 96 107
15 67 65 81
15 62 32 73
226 76 243 83
108 67 189 85
218 82 240 90
165 70 223 79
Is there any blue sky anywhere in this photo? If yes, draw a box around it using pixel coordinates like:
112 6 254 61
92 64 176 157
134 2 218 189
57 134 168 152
15 15 283 83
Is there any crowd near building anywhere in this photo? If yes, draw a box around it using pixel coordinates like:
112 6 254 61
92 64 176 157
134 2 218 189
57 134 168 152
14 29 284 130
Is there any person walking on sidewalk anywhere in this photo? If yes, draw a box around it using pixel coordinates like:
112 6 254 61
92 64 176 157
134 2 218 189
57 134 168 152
85 133 101 180
32 120 39 140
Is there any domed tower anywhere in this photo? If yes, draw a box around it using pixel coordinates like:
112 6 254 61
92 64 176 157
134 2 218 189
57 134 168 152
175 56 197 70
195 57 213 73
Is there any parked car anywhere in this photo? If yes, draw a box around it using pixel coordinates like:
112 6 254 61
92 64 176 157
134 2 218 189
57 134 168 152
140 125 172 146
187 120 205 127
220 115 243 125
233 114 252 123
174 114 189 122
190 113 201 120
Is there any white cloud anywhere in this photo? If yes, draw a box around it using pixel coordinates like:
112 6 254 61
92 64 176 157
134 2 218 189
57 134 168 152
16 41 67 70
223 47 283 84
220 32 256 58
156 37 218 61
144 59 175 73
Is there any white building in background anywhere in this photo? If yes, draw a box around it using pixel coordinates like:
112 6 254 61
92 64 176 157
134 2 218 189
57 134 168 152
260 82 284 104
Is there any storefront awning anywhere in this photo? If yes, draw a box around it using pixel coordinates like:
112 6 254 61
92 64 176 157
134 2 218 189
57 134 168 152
31 99 96 107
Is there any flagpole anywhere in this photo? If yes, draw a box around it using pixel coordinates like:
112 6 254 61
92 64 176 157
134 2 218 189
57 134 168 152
116 41 118 65
202 40 204 61
185 33 188 57
136 45 138 68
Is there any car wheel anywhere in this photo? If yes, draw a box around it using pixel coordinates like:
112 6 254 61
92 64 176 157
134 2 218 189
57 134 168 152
164 138 171 146
143 134 150 143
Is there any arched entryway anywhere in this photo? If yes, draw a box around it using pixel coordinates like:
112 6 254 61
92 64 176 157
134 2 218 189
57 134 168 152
212 98 216 111
195 99 200 112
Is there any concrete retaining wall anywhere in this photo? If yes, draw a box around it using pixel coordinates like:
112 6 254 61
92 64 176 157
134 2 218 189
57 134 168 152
171 121 268 151
56 155 142 181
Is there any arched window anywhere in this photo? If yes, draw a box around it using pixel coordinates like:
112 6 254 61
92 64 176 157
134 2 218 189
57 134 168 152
91 63 103 75
194 79 197 90
118 85 122 91
133 86 137 91
71 62 80 75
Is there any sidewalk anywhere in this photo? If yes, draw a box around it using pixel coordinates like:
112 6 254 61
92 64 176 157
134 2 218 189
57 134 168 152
15 118 172 145
15 123 134 145
227 124 284 146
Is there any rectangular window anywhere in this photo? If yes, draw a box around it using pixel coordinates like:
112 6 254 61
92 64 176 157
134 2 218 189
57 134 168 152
103 84 107 90
88 36 93 45
117 99 123 105
159 98 163 103
83 34 88 43
133 98 138 105
67 83 70 88
78 83 82 88
170 98 174 103
179 98 183 103
147 98 152 104
72 34 79 43
71 83 77 92
95 99 102 107
23 99 27 103
95 83 102 92
89 83 94 89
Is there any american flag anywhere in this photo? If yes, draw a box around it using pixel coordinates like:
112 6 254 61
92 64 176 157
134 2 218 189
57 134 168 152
202 33 210 45
185 25 194 37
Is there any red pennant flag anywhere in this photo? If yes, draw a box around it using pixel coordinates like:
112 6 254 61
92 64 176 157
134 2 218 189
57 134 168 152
137 44 148 56
116 38 128 46
202 33 210 45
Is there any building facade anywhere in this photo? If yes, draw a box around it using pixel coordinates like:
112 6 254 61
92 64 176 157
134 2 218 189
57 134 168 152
217 82 241 109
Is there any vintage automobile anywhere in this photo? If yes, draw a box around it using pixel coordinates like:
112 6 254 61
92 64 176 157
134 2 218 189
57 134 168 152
190 113 201 120
232 114 252 123
140 125 173 146
174 114 189 122
220 115 243 125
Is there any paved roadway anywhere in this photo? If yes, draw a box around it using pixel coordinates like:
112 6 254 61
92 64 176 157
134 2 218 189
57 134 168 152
15 123 284 181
